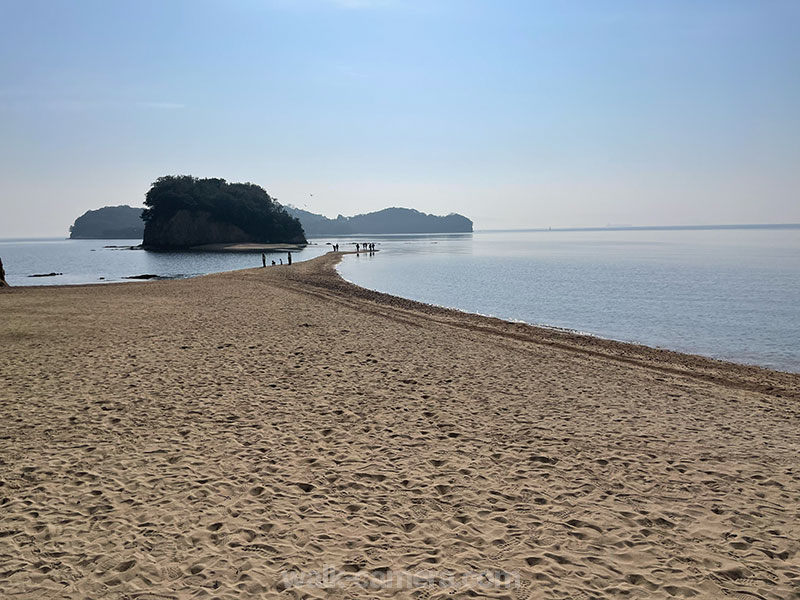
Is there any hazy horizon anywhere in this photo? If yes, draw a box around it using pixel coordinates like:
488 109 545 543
2 1 799 237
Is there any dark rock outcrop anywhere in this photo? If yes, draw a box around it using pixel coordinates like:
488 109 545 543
142 210 256 249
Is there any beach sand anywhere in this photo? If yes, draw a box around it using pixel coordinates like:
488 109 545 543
1 253 799 599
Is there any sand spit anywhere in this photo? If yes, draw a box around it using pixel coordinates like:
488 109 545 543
1 253 799 599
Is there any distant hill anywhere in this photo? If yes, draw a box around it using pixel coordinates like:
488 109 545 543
284 206 473 235
69 205 145 239
69 199 472 242
142 176 306 249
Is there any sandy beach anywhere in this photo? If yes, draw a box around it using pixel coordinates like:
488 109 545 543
1 252 799 600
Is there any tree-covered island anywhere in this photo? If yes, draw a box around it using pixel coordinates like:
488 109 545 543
142 176 307 249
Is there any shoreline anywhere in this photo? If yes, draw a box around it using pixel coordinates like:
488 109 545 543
311 253 800 395
4 250 799 382
2 252 799 598
334 262 800 378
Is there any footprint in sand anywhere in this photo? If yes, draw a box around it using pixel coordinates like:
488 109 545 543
488 537 523 560
242 543 279 557
161 564 183 580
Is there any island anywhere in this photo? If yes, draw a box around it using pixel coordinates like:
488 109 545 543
141 176 307 249
68 189 474 242
69 205 145 239
284 206 473 235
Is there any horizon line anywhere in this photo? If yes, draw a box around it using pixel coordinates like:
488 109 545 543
477 223 800 233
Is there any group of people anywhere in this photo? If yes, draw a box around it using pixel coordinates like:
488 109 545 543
261 252 292 268
257 242 378 268
328 242 376 254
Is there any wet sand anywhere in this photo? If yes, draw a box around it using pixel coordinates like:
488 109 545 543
1 253 799 599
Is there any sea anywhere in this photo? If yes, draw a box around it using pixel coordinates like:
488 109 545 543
2 226 799 373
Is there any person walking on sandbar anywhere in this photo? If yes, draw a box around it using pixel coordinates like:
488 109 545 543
261 253 266 268
287 252 292 265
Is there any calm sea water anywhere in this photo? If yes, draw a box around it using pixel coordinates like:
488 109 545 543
336 228 800 373
2 228 799 373
0 238 331 286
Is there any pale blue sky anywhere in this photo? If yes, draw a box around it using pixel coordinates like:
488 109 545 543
1 0 798 236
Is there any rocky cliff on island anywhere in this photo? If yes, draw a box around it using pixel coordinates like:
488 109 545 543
142 176 306 249
143 209 258 248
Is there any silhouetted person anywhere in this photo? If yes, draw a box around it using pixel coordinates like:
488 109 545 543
261 253 266 267
287 252 292 265
280 259 283 265
355 243 360 253
0 257 7 287
271 260 276 266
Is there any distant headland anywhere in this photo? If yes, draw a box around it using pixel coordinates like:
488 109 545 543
69 205 146 239
283 206 473 235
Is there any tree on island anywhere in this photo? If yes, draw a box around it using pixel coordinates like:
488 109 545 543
142 176 306 247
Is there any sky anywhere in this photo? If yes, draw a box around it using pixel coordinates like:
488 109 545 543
1 0 799 236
